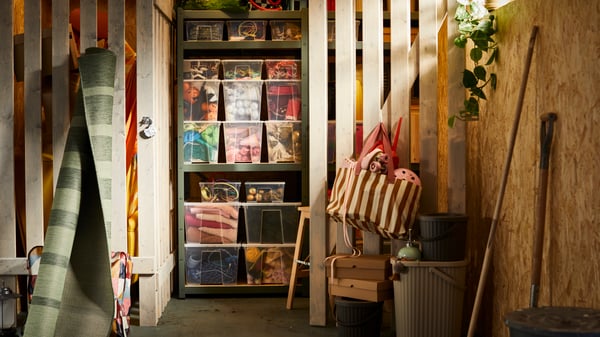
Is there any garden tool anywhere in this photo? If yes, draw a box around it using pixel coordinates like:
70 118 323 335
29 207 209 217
530 112 557 308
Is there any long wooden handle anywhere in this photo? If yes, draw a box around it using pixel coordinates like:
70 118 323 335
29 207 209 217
467 25 539 337
530 112 557 308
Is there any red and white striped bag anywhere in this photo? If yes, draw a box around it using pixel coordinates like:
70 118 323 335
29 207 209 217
326 122 421 240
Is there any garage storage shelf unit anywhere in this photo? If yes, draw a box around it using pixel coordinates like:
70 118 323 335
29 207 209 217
176 8 309 297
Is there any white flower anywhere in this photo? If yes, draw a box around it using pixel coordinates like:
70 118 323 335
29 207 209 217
456 0 489 21
469 1 490 20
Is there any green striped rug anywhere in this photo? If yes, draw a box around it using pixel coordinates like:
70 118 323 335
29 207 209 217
24 47 117 337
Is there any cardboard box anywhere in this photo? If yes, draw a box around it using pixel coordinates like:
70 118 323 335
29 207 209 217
325 254 392 281
329 278 394 302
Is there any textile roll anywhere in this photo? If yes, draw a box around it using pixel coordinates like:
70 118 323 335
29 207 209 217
24 47 117 337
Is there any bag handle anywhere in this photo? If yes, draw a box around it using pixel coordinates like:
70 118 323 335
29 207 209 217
354 123 395 183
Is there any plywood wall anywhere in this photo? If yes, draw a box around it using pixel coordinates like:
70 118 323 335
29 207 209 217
465 1 600 336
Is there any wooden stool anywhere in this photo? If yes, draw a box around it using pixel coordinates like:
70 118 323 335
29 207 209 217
286 206 310 310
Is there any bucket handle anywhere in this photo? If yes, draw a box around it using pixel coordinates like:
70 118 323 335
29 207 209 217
428 267 466 291
419 223 459 242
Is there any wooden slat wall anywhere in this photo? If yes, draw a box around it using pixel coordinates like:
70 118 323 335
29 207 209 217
0 0 174 327
321 0 462 325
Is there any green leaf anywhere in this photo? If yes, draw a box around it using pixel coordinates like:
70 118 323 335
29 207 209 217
474 65 487 80
486 48 498 65
465 97 480 115
448 115 457 127
454 35 467 48
463 70 478 88
470 86 487 100
470 47 483 63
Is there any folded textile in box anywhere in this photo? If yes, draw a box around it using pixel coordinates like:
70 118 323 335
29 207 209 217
325 254 392 281
329 278 393 302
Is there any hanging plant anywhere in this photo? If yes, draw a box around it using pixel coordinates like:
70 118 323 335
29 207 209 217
450 0 498 127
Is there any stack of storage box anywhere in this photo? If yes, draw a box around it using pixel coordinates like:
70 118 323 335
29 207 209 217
242 189 299 285
184 181 242 285
325 254 394 302
222 59 264 163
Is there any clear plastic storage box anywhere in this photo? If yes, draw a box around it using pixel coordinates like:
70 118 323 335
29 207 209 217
244 182 285 203
243 202 301 244
198 181 241 202
185 21 224 41
184 202 240 244
182 121 220 164
264 59 301 80
222 59 263 80
182 59 220 80
265 121 302 163
243 243 295 284
269 20 302 41
182 80 220 121
265 79 301 120
227 20 267 41
222 80 263 121
186 244 240 285
222 121 263 163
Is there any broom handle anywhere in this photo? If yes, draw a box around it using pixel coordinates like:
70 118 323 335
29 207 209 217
467 26 539 337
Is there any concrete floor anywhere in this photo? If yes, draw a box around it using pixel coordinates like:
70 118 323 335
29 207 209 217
130 295 395 337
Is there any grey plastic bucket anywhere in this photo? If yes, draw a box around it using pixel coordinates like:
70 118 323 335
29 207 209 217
418 213 468 261
335 297 383 337
391 258 467 337
505 307 600 337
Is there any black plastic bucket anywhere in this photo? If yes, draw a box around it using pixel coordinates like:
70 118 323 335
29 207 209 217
505 307 600 337
335 297 383 337
418 213 468 261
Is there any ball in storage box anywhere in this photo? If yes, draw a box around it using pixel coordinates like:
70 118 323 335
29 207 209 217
418 213 468 261
222 80 263 121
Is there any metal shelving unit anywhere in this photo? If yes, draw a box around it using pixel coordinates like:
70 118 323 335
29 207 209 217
176 8 309 297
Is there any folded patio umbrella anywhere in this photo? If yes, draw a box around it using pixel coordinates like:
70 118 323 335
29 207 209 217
24 47 116 337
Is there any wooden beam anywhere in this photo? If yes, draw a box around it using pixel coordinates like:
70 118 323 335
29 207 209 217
0 1 16 269
446 0 467 213
24 0 45 249
80 0 98 52
52 0 70 193
108 0 128 253
419 0 441 213
361 0 384 254
334 0 358 256
308 0 328 327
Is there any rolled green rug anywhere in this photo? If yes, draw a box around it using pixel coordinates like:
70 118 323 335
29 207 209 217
24 47 116 337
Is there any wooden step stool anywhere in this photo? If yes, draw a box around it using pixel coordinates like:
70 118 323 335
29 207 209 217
286 206 310 310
